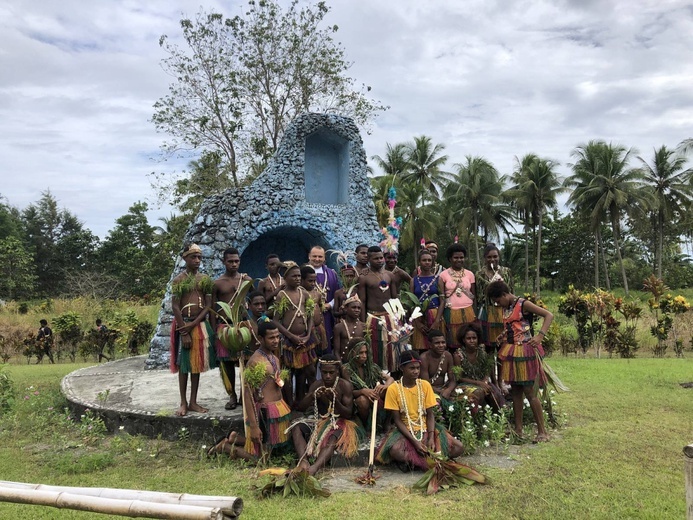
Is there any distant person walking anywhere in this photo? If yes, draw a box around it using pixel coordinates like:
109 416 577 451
37 319 55 364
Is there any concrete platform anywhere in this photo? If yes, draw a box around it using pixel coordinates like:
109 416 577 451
61 356 243 442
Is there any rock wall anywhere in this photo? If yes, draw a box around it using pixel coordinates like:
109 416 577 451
145 113 380 369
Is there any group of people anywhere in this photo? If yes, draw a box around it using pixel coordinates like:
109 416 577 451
171 240 553 476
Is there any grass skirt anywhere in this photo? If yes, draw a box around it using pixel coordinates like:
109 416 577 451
375 423 455 471
170 321 215 374
244 399 293 456
411 308 439 351
366 312 397 372
479 305 504 346
443 306 476 349
498 341 546 386
289 417 364 459
281 332 319 369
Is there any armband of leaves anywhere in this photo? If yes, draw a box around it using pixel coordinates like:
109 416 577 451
243 363 268 389
198 275 214 295
272 295 290 318
172 274 196 299
305 297 316 317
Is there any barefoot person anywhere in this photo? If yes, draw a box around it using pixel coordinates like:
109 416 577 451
354 244 370 277
332 264 358 323
332 295 365 361
410 249 442 352
384 251 412 296
308 246 341 351
208 321 293 460
170 244 215 416
438 243 476 351
357 246 397 371
290 354 363 476
273 261 318 403
301 265 328 355
455 323 506 411
375 351 465 470
211 248 253 410
488 280 552 442
343 338 394 427
420 330 456 401
258 254 284 307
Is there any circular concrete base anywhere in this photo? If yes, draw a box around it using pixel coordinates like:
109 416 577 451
61 356 243 441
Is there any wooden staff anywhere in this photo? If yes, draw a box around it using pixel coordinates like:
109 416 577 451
367 399 379 477
685 443 693 520
0 482 243 517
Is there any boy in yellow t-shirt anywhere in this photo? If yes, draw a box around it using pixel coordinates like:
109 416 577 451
375 351 465 470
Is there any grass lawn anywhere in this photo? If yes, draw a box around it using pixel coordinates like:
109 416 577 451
0 358 691 519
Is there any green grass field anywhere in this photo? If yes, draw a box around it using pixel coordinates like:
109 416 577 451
0 358 690 519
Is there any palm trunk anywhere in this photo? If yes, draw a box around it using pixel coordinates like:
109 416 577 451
656 210 663 279
474 214 481 271
612 216 629 295
524 225 530 291
594 233 599 289
598 228 611 290
535 210 543 296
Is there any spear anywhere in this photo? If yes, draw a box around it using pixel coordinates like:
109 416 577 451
355 399 379 486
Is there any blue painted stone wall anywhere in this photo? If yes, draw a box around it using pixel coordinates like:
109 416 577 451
146 113 380 369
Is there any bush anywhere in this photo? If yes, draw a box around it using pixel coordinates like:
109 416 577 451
0 365 15 414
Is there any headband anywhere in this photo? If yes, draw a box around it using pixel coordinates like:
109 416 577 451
182 244 202 258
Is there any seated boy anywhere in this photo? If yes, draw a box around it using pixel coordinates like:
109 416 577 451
375 351 464 470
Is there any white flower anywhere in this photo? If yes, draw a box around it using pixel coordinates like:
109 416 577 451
448 405 454 412
483 440 490 447
463 396 469 400
180 427 187 432
201 445 207 450
523 398 530 406
482 425 487 429
455 388 463 395
119 426 125 431
550 390 556 395
136 448 142 452
485 405 491 409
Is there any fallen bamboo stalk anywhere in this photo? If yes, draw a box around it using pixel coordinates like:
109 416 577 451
0 481 242 516
0 487 238 520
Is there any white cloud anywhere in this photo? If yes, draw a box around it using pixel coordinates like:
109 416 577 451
0 0 691 238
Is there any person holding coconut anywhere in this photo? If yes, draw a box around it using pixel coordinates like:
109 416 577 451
207 321 292 460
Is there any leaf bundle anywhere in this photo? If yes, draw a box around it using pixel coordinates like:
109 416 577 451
412 453 486 495
259 469 330 499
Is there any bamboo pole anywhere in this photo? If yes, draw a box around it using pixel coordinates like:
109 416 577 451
685 443 693 520
0 482 243 517
0 487 231 520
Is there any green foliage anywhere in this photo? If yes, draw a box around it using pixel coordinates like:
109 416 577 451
0 237 36 300
153 0 386 191
52 312 84 362
243 362 268 390
0 365 15 415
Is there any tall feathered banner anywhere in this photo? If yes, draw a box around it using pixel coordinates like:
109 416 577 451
378 187 402 253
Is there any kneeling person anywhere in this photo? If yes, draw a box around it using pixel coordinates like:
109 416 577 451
290 354 363 476
208 321 292 460
376 351 464 470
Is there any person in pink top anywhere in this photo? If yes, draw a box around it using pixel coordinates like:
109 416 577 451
437 243 476 351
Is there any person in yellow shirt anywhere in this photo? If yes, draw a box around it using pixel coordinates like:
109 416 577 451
375 350 465 470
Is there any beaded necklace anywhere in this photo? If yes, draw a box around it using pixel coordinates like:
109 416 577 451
415 272 438 299
431 354 446 383
314 376 340 430
397 378 426 441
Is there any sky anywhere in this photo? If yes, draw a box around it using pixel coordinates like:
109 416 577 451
1 0 692 239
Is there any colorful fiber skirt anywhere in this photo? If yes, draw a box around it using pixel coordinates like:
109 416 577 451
244 399 293 456
281 332 318 369
479 304 504 347
375 423 456 471
311 417 363 459
411 308 439 352
170 320 216 374
498 341 546 386
443 306 476 349
366 312 397 372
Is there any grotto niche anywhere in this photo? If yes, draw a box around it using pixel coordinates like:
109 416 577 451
145 113 380 369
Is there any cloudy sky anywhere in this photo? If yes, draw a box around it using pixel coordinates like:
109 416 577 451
1 0 691 239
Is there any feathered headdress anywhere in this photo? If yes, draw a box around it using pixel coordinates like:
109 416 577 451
378 187 402 254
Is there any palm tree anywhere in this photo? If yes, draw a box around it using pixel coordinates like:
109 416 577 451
446 156 513 270
507 154 538 291
637 146 692 278
506 154 564 294
568 141 648 295
372 143 409 178
402 136 450 210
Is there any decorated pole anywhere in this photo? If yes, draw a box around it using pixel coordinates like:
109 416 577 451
685 443 693 520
